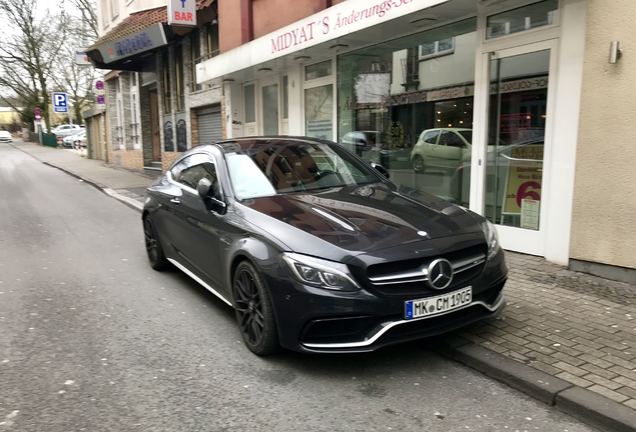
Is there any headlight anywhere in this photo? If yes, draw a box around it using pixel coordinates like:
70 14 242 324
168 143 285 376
481 220 501 259
282 253 360 292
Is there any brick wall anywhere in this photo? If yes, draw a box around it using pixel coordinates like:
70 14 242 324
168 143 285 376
106 149 145 171
162 152 181 171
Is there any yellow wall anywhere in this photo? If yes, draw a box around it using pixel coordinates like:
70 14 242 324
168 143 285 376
0 110 20 126
570 0 636 269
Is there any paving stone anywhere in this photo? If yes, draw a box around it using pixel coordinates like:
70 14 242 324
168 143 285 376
554 361 589 377
613 376 636 389
625 399 636 410
616 386 636 400
583 373 623 390
580 363 618 380
587 385 630 403
552 352 586 367
556 371 593 388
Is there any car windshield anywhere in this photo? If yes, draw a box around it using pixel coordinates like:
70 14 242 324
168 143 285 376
224 140 382 199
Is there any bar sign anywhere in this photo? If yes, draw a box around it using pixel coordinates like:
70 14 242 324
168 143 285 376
168 0 196 26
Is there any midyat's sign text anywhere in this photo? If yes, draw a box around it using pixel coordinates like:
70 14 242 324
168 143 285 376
270 0 413 54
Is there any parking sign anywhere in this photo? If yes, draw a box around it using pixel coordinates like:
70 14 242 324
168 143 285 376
53 92 68 113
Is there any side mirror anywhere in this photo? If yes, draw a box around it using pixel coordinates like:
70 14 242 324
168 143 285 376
197 178 227 215
370 162 390 179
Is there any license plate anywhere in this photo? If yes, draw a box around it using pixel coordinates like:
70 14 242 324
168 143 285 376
404 287 472 320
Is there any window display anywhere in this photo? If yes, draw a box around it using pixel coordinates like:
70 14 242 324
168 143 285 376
338 19 477 206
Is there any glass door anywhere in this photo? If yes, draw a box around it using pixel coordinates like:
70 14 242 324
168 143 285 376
475 42 556 256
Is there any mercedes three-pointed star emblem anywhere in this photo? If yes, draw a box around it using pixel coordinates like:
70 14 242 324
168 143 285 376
426 258 454 290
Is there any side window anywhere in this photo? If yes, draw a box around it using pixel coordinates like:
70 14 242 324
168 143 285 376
177 162 218 190
170 159 189 181
440 131 465 148
422 130 439 144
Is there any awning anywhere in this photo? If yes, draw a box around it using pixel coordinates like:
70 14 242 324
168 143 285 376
196 0 449 84
86 0 215 71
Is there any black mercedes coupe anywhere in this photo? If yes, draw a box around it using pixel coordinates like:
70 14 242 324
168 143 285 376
142 137 507 355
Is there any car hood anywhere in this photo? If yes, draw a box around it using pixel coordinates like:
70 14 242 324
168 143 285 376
238 183 482 258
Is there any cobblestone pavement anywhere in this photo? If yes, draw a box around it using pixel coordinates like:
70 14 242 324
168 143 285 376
455 251 636 410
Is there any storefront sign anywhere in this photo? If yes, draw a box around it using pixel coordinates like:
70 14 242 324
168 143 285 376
95 23 167 64
197 0 448 83
75 49 91 66
168 0 196 26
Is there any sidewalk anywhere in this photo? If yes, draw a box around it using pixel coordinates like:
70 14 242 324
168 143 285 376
13 140 636 430
13 140 154 210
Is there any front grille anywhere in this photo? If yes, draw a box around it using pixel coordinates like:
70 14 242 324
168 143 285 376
365 244 487 296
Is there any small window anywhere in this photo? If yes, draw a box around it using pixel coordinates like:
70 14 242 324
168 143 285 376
305 60 332 81
421 130 440 144
486 0 558 39
419 37 455 60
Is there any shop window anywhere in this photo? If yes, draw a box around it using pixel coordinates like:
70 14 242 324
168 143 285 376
175 44 185 112
486 0 558 39
282 76 289 120
419 37 454 60
338 18 476 207
162 50 171 114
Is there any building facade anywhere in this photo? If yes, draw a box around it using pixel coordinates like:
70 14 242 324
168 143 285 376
193 0 633 280
87 0 635 281
88 0 222 171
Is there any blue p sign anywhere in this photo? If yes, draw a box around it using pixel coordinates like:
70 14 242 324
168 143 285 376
53 92 68 113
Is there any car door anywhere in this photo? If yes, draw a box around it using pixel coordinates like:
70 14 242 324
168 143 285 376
169 153 227 289
437 130 466 170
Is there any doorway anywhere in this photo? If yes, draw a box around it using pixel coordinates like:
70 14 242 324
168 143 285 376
472 41 557 256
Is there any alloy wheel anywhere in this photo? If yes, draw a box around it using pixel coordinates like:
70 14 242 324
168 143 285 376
233 269 265 346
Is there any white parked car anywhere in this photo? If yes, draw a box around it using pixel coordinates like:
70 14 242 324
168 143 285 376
410 128 473 172
62 131 86 148
0 130 12 143
52 124 83 138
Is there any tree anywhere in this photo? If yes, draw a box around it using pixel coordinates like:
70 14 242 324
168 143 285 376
51 7 99 125
0 0 67 131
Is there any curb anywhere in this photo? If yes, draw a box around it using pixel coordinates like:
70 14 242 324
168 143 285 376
12 143 144 214
437 337 636 432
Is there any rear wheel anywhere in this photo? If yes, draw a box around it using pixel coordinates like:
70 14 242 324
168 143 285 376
143 217 169 271
232 261 279 356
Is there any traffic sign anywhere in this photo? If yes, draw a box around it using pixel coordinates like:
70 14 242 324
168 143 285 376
34 106 42 120
53 92 68 113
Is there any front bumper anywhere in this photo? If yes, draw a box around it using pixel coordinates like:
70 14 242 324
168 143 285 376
266 248 508 353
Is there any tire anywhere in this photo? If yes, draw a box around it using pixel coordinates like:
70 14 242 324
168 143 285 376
143 217 170 271
232 261 279 356
412 155 425 173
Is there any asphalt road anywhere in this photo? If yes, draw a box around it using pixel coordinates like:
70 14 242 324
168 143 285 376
0 142 597 432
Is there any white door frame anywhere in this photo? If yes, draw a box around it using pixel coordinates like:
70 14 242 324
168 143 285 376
471 40 558 257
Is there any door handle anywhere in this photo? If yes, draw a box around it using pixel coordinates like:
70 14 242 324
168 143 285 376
170 197 181 205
